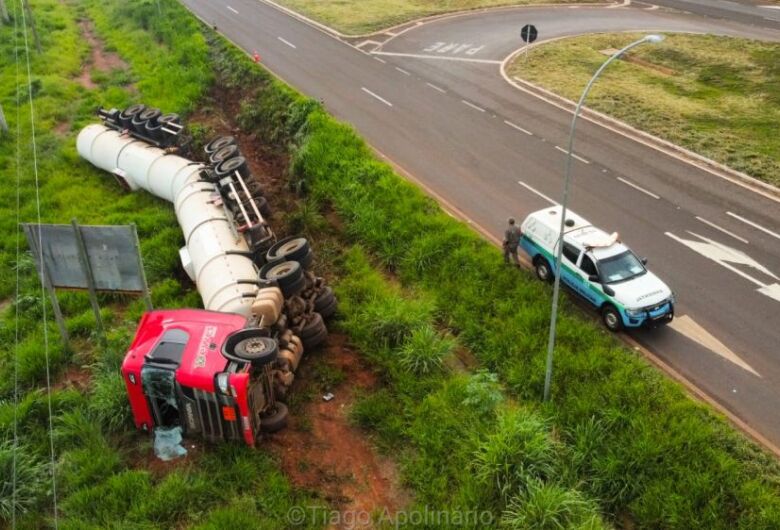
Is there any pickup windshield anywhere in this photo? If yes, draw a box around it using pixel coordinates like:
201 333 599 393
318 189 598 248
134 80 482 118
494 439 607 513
598 251 646 284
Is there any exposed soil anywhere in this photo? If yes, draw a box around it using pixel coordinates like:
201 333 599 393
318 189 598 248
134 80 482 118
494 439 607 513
52 364 92 392
188 84 411 527
267 334 411 527
77 19 128 90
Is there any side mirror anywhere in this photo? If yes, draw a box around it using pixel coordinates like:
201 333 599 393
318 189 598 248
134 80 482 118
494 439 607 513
588 275 599 283
641 257 648 265
603 285 615 297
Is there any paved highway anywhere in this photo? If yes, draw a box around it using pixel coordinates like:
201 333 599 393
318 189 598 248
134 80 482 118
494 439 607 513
182 0 780 448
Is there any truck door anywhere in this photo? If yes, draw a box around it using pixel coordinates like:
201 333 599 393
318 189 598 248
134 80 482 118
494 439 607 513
552 240 582 292
576 253 603 307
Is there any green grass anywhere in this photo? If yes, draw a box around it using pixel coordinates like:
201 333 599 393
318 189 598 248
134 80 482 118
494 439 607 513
275 0 592 35
508 33 780 186
0 1 322 527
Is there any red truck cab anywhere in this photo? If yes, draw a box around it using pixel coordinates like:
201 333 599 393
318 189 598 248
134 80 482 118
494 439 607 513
122 309 282 446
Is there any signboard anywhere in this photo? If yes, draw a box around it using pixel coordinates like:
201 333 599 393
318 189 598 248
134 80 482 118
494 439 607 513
521 24 538 44
23 223 147 292
23 221 153 347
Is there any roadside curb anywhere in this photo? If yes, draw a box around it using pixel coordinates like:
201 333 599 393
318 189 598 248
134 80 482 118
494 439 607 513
500 43 780 203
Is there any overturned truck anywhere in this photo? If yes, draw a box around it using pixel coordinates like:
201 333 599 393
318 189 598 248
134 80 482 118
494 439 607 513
77 105 336 445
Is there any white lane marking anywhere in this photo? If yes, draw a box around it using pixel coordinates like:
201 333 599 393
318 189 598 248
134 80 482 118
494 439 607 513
695 216 748 244
226 5 238 14
462 100 485 112
666 231 780 304
644 4 659 10
277 36 296 49
518 181 558 205
394 66 411 76
616 177 660 199
504 120 532 135
425 82 446 93
759 5 780 9
361 87 393 107
669 315 760 377
373 56 387 64
372 51 501 64
554 145 590 164
357 40 382 49
726 211 780 241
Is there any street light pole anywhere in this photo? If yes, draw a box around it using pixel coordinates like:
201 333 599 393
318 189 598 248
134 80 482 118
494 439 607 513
543 34 665 402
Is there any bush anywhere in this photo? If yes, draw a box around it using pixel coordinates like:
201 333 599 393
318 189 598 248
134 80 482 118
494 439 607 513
398 324 455 375
0 441 49 522
500 480 606 530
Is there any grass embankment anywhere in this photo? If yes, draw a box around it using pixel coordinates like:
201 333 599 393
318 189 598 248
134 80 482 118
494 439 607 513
509 33 780 186
275 0 591 35
210 32 780 527
0 1 321 527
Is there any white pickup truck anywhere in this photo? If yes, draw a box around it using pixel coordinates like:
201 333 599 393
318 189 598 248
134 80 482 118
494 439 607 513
520 206 674 331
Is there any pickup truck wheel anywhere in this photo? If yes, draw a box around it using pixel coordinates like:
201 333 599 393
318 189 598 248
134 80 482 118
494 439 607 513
534 257 553 283
602 305 623 332
260 403 288 433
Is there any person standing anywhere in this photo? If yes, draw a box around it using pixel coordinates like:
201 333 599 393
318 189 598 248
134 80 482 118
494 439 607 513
503 217 521 267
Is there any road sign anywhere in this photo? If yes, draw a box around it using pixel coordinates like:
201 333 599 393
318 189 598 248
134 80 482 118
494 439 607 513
521 24 538 44
23 221 153 347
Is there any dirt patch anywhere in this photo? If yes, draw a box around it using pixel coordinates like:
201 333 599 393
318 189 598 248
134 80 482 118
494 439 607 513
77 19 128 89
268 334 410 527
52 365 92 392
600 48 677 76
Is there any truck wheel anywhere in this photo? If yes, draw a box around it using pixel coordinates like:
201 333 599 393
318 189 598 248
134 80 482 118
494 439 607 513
204 135 236 155
314 287 337 319
534 257 553 283
266 236 311 265
601 305 623 332
260 402 288 433
209 144 240 164
299 313 328 350
234 336 278 366
215 155 250 178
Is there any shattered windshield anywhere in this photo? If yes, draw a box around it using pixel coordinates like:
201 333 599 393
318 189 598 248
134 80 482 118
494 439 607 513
141 366 180 427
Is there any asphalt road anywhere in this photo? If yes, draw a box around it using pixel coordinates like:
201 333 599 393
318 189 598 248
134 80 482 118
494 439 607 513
182 0 780 448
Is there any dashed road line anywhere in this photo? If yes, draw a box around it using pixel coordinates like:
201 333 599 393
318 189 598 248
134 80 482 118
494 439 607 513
226 5 238 14
277 36 296 49
695 216 749 244
518 181 558 205
727 211 780 241
373 56 387 64
372 51 501 64
361 87 393 107
395 66 411 76
462 100 485 112
554 145 590 164
617 177 660 199
425 82 446 93
504 120 532 135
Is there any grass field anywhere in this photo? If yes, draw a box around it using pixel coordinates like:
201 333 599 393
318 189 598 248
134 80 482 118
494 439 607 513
508 33 780 186
275 0 591 34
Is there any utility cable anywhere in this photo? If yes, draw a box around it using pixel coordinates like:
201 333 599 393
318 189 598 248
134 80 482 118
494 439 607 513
18 1 59 526
12 0 22 527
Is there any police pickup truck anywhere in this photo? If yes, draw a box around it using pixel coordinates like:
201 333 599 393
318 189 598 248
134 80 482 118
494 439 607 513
520 206 674 331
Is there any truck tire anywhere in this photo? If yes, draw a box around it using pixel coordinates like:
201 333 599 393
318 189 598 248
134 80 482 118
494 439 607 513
266 236 311 265
260 402 288 433
233 336 278 366
204 135 236 155
534 256 554 284
209 144 240 165
299 312 328 350
259 260 305 297
601 304 623 332
314 287 337 319
215 155 250 178
118 103 145 129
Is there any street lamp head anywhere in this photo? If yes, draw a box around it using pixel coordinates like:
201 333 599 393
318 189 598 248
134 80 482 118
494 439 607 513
645 34 665 44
